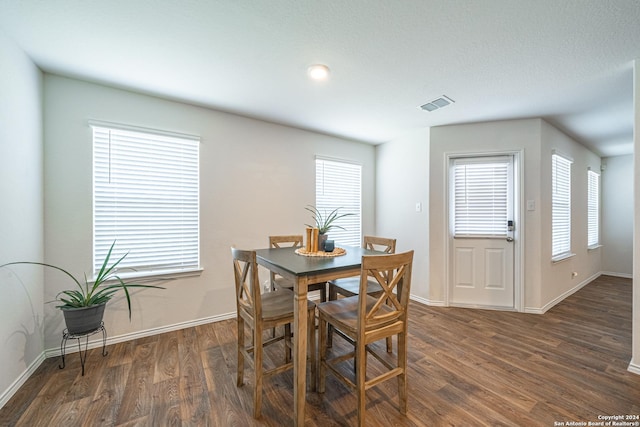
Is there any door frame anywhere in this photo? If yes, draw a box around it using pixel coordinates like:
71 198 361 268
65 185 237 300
443 149 524 312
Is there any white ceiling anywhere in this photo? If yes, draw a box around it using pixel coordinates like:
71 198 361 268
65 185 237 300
1 0 639 157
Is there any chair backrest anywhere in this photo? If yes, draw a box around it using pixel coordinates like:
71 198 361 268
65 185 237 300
232 248 261 320
269 235 304 248
363 236 397 281
363 235 396 254
357 250 414 333
268 235 304 287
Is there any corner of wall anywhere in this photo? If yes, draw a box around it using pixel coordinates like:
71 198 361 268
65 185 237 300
0 31 46 408
631 59 640 375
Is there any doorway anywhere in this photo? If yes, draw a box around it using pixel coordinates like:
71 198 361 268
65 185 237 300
447 153 521 310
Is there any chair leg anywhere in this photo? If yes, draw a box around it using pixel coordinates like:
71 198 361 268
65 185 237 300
308 308 317 391
285 324 292 363
327 284 337 348
356 338 367 427
253 324 263 419
386 298 393 353
318 315 327 393
319 283 326 303
270 279 277 338
398 331 408 414
237 317 244 386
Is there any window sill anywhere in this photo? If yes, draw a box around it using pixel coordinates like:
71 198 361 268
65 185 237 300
551 253 575 264
95 267 203 284
588 244 603 251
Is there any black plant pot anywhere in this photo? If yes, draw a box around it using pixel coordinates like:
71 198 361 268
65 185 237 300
318 233 328 251
61 303 106 335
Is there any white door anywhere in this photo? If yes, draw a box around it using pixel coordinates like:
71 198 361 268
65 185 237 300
449 155 515 309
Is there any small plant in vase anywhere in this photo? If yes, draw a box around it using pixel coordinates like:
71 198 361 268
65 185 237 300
305 205 353 250
0 241 165 334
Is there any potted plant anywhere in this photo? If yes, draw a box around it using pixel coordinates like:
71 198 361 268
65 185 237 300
305 205 353 249
0 241 165 334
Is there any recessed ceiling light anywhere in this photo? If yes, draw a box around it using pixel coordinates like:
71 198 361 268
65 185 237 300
307 64 330 81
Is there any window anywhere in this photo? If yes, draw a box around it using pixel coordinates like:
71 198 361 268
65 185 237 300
452 156 512 237
315 158 361 246
587 169 600 248
552 153 572 259
91 122 200 277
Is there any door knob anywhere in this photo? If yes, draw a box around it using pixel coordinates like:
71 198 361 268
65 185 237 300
506 237 514 242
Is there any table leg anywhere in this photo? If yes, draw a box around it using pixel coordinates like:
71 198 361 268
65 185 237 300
293 278 307 427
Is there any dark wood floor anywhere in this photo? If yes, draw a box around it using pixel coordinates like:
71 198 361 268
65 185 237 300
1 275 639 426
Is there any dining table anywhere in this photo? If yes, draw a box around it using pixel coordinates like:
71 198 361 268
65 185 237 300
254 244 379 426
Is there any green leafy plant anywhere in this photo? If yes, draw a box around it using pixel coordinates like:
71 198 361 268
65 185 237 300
305 205 354 234
0 241 164 320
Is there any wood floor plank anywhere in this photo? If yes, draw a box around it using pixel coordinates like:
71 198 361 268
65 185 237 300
48 396 93 426
82 364 131 426
153 330 179 384
176 327 212 425
0 357 58 426
114 339 157 424
107 339 135 368
64 346 111 402
150 378 181 426
0 275 639 426
11 364 79 426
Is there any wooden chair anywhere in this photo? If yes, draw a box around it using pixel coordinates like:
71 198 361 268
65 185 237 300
327 236 396 349
269 235 327 302
317 251 414 427
232 247 316 419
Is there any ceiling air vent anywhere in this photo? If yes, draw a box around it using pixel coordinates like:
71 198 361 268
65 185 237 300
419 95 455 112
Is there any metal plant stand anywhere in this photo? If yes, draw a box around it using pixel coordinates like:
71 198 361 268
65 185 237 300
59 322 108 376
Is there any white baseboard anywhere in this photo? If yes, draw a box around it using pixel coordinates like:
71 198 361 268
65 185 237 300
525 271 601 314
0 352 46 409
629 360 640 375
410 294 445 306
600 271 633 279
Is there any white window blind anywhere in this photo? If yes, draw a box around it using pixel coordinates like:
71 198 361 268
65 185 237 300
315 158 361 247
587 169 600 248
92 123 200 276
552 153 572 258
453 157 510 237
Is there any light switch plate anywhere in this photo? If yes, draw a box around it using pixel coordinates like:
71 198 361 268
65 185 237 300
527 200 535 211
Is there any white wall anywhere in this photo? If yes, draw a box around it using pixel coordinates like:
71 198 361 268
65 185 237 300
0 31 44 404
375 128 430 302
631 60 639 374
429 118 601 312
42 74 376 351
601 155 633 277
539 121 602 309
